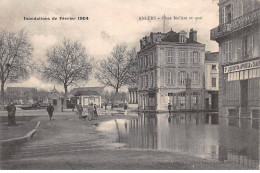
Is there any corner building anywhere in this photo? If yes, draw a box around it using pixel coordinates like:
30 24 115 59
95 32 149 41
210 0 260 118
137 29 205 111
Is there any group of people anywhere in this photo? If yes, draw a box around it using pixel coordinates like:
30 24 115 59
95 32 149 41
46 103 99 121
76 103 98 120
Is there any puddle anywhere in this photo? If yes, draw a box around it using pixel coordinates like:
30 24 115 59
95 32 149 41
97 112 259 169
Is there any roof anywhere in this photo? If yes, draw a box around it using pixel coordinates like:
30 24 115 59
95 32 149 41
70 87 104 95
6 87 37 92
161 30 202 44
74 90 100 96
205 52 219 62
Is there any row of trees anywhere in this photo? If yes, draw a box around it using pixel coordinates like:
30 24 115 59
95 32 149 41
0 29 138 110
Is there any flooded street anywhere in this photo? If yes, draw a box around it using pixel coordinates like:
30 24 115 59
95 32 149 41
97 112 260 169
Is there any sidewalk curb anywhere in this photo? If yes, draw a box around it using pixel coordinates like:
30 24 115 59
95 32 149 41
0 121 41 147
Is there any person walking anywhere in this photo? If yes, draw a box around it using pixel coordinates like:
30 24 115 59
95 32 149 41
47 103 54 121
76 104 83 119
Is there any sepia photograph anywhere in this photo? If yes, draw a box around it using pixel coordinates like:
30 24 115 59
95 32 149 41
0 0 259 170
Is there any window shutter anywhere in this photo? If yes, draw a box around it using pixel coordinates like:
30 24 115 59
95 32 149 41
231 2 234 19
223 7 226 24
198 52 200 63
178 72 181 84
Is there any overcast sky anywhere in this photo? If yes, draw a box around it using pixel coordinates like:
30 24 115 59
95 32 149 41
0 0 219 92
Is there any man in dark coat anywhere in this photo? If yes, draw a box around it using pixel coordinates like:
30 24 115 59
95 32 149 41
6 101 16 126
168 103 172 114
47 103 54 121
76 104 83 119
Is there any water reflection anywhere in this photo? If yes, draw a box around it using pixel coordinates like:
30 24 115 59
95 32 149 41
97 112 259 169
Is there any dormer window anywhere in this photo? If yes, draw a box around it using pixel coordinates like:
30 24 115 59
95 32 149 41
180 35 186 43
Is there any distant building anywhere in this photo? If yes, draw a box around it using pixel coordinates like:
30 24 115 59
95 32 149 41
5 87 37 105
70 87 104 108
210 0 260 118
48 87 63 111
74 90 101 107
137 28 205 111
204 52 219 110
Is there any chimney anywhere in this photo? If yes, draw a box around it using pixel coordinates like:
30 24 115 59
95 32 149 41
189 28 197 42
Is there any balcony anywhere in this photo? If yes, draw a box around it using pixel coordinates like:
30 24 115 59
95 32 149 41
211 8 260 40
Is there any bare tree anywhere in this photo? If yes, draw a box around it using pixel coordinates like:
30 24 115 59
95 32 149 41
95 44 134 105
41 39 93 109
0 29 33 110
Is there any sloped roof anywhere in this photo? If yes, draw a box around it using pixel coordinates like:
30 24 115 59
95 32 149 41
74 90 100 96
205 52 219 62
6 87 37 92
70 87 105 95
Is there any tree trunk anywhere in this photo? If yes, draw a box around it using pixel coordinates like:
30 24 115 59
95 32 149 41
1 82 5 111
111 87 119 108
63 84 68 110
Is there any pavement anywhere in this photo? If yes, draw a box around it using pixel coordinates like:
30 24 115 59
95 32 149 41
0 108 249 170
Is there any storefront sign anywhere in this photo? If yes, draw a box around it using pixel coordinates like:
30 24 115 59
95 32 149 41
224 59 260 74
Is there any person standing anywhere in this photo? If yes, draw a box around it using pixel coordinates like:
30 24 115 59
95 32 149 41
47 103 54 121
168 103 172 114
76 104 83 119
104 102 107 111
94 104 98 120
6 101 16 126
124 103 128 115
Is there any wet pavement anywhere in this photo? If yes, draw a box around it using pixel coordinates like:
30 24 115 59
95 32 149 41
97 112 260 169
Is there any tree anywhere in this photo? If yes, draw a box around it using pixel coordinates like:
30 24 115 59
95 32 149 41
41 39 93 109
95 44 134 105
0 29 33 110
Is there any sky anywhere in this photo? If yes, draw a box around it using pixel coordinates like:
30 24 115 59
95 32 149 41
0 0 219 92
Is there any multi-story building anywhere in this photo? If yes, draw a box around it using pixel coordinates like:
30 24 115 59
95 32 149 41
210 0 260 118
204 52 219 110
137 28 205 111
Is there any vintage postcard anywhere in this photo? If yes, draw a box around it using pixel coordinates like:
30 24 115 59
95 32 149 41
0 0 259 170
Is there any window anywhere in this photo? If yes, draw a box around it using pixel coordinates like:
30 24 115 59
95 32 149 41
151 73 154 87
212 65 217 71
166 71 174 85
145 55 148 67
237 39 242 60
178 71 186 85
180 35 186 43
192 93 198 104
243 35 254 59
179 51 186 63
192 71 200 84
166 51 174 63
146 75 149 86
221 3 233 24
212 78 216 88
179 93 186 105
225 41 232 62
151 53 154 66
191 51 200 63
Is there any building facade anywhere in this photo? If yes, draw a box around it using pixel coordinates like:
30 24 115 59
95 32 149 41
5 87 37 105
74 90 102 108
204 52 219 110
137 28 205 111
210 0 260 118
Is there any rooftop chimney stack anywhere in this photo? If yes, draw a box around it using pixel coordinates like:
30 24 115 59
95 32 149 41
189 28 197 42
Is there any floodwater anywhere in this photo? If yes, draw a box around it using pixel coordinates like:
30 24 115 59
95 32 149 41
97 112 260 169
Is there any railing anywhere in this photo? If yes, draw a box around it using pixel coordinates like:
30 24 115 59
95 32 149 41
211 8 260 40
